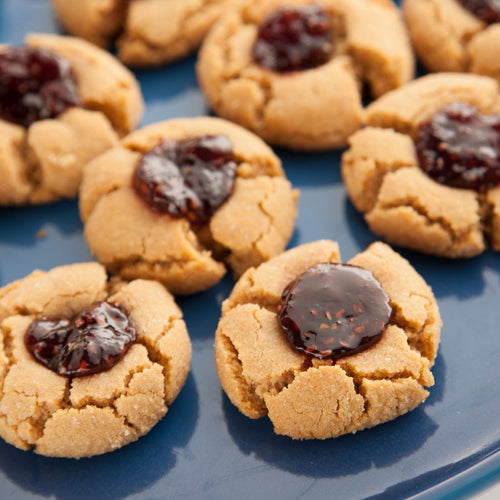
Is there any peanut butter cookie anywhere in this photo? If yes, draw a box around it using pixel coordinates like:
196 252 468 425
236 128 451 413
404 0 500 84
50 0 237 67
342 72 500 257
0 34 144 205
79 116 299 295
197 0 414 150
215 240 441 439
0 262 191 458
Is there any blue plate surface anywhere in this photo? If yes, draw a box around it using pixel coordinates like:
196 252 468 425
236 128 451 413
1 1 500 499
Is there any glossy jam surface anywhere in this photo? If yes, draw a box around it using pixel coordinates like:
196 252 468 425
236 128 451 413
0 46 81 127
252 5 333 73
456 0 500 24
277 263 392 360
133 134 237 225
416 101 500 192
25 302 137 377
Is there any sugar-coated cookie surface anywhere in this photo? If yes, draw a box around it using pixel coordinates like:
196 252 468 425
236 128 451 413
79 116 299 295
342 73 500 257
197 0 414 150
215 240 441 439
403 0 500 84
0 34 144 206
0 262 191 458
51 0 237 67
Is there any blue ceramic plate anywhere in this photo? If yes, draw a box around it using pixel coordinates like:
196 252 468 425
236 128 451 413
1 1 499 499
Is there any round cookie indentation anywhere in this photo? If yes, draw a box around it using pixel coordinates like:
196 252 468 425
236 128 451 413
416 101 500 192
25 301 137 377
0 46 80 127
277 263 392 360
132 135 237 225
252 5 333 73
215 240 441 439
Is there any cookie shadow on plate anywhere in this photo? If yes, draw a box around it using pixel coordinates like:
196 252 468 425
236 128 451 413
279 149 343 187
177 274 235 341
0 200 82 245
222 388 439 479
0 373 199 500
135 54 209 122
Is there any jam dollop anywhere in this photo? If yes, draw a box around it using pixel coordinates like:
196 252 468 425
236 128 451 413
25 301 137 377
133 134 237 225
277 263 392 360
456 0 500 24
416 101 500 192
0 46 81 127
252 5 333 73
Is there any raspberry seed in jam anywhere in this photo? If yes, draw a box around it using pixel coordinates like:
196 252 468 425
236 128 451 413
277 263 392 360
456 0 500 24
133 134 237 225
25 301 137 377
0 46 81 127
252 5 333 73
416 101 500 192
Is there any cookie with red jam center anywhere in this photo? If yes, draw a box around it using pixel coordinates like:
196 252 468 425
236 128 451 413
0 34 143 206
342 73 500 258
133 135 237 225
252 5 333 73
0 262 192 458
215 240 441 439
456 0 500 24
197 0 414 151
416 101 500 192
0 46 81 127
79 117 299 295
25 301 137 377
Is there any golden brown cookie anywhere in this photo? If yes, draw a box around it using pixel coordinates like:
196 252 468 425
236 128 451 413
50 0 237 67
79 116 299 295
0 262 191 458
197 0 414 151
403 0 500 83
0 34 144 206
215 240 441 439
342 72 500 257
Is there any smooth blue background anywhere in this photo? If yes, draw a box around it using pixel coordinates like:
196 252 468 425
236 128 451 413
0 1 500 499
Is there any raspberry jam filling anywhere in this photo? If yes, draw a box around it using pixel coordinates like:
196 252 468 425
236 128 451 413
25 301 137 377
277 263 392 360
252 5 333 73
456 0 500 24
133 134 237 225
416 101 500 192
0 46 81 127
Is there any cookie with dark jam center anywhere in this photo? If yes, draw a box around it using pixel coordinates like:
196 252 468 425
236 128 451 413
0 46 81 127
416 101 500 192
456 0 500 24
252 5 333 73
25 301 137 377
277 263 392 360
132 134 237 225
